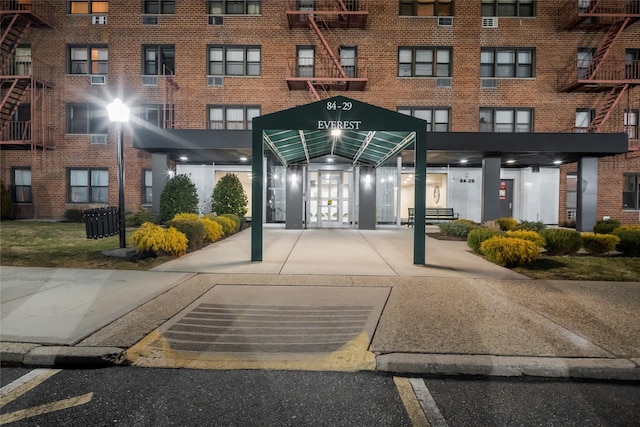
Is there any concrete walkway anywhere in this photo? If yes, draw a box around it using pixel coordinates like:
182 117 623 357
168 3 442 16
1 227 639 379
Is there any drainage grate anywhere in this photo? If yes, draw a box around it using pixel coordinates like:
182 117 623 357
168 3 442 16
155 303 374 353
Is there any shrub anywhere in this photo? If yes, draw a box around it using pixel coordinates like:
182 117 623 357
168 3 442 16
211 173 248 219
173 212 199 221
159 174 199 222
208 215 235 235
218 213 242 232
612 226 640 257
131 222 188 257
467 228 504 254
438 219 478 238
496 217 518 231
64 208 84 223
126 206 159 227
516 220 547 232
540 228 582 255
593 219 621 235
165 219 206 250
480 236 539 267
506 229 546 248
581 232 620 255
0 180 12 220
481 219 501 230
200 217 224 242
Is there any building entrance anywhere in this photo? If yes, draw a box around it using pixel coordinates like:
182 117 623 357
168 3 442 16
308 170 354 228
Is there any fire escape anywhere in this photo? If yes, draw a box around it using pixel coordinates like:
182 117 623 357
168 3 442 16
558 0 640 149
0 0 54 150
285 0 368 101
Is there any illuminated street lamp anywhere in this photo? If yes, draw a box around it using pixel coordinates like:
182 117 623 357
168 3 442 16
106 98 130 249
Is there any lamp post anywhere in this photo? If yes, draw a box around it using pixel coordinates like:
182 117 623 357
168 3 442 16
106 98 130 249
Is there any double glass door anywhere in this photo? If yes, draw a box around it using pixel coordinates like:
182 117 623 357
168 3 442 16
309 170 352 228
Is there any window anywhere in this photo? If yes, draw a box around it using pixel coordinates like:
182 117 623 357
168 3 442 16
399 0 453 16
340 46 357 78
69 1 109 14
69 45 108 74
208 45 261 76
577 48 594 79
143 45 175 75
566 173 577 221
68 168 108 203
625 110 638 140
143 0 175 14
208 105 260 130
398 47 451 77
626 49 640 79
623 173 640 210
481 48 534 78
479 107 533 132
398 107 450 132
296 46 315 78
143 169 153 205
139 104 174 129
12 168 32 204
575 108 594 133
208 0 260 14
67 104 108 134
481 0 534 17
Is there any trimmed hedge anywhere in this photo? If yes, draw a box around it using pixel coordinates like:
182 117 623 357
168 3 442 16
165 219 206 250
218 213 242 232
516 220 547 232
505 229 546 248
131 222 188 257
496 217 518 231
480 236 539 267
593 219 621 235
540 228 582 255
126 207 159 227
467 228 504 254
200 217 224 242
612 226 640 257
438 219 478 238
580 232 620 255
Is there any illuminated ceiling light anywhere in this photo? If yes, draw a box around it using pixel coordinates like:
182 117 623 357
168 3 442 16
179 156 188 161
240 156 248 162
460 159 468 164
331 129 341 137
327 157 334 163
553 160 563 165
506 159 516 164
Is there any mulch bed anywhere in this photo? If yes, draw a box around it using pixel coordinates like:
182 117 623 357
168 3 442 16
426 232 466 241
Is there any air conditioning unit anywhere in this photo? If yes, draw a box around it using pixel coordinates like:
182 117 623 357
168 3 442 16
142 75 158 86
91 135 107 145
437 17 453 27
207 76 224 87
436 78 452 88
209 16 224 25
143 15 158 25
92 15 107 24
482 17 498 28
90 75 106 85
480 78 498 88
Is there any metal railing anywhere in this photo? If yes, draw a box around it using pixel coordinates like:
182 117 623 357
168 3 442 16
558 59 640 90
561 0 640 17
0 55 54 86
0 0 53 24
286 56 368 81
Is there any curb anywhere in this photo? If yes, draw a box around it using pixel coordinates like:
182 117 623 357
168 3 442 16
375 353 640 381
1 343 126 369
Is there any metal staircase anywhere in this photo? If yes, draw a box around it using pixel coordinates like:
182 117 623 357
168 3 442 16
285 0 368 100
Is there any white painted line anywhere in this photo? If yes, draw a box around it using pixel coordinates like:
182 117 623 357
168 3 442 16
409 378 449 427
0 392 94 425
0 369 61 407
393 377 429 427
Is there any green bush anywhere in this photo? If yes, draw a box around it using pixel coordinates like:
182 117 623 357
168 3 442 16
480 236 539 267
506 229 546 248
159 174 199 222
438 219 478 238
211 173 248 219
540 228 582 255
218 213 242 232
467 228 504 254
496 217 518 231
165 219 206 251
516 220 547 232
593 219 621 235
126 206 159 227
64 208 84 223
1 180 12 220
131 222 188 257
581 232 620 255
612 226 640 257
207 215 235 235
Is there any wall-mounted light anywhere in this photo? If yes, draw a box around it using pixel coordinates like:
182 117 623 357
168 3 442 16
291 173 297 183
365 174 371 185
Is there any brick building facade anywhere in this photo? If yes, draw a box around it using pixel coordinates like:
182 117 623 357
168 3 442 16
1 0 639 226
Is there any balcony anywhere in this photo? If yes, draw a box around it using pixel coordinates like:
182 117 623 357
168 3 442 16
286 56 368 91
560 0 640 30
0 0 53 28
558 59 640 92
286 0 368 29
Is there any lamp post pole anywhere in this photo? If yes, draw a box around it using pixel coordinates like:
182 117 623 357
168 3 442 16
107 98 130 249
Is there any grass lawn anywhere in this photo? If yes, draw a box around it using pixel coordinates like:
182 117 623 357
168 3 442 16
512 254 640 281
0 221 171 270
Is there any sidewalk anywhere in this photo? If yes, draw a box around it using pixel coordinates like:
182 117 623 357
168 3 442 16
1 227 639 380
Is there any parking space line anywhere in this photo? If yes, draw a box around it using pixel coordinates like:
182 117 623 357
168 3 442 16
0 392 94 425
0 369 61 408
393 377 429 427
409 378 449 427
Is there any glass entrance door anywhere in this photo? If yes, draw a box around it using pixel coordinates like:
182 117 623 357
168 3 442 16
309 170 352 228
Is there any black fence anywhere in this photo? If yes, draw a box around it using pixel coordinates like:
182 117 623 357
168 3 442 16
83 207 120 239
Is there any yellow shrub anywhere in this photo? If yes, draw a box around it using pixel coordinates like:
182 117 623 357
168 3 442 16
200 217 224 242
173 212 199 221
211 215 235 234
131 222 188 257
506 230 546 247
480 236 539 267
581 232 620 255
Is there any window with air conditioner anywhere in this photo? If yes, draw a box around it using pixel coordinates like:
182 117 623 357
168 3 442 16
207 0 261 15
479 107 533 132
90 75 106 85
398 46 452 78
69 1 109 14
398 107 450 132
143 45 175 76
69 45 108 75
143 0 175 14
208 45 261 76
481 47 534 78
92 15 107 24
481 0 534 17
67 104 109 135
68 168 108 204
208 105 260 130
399 0 454 17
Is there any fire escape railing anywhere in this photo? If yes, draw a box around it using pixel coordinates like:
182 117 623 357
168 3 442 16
286 0 369 29
560 0 640 30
